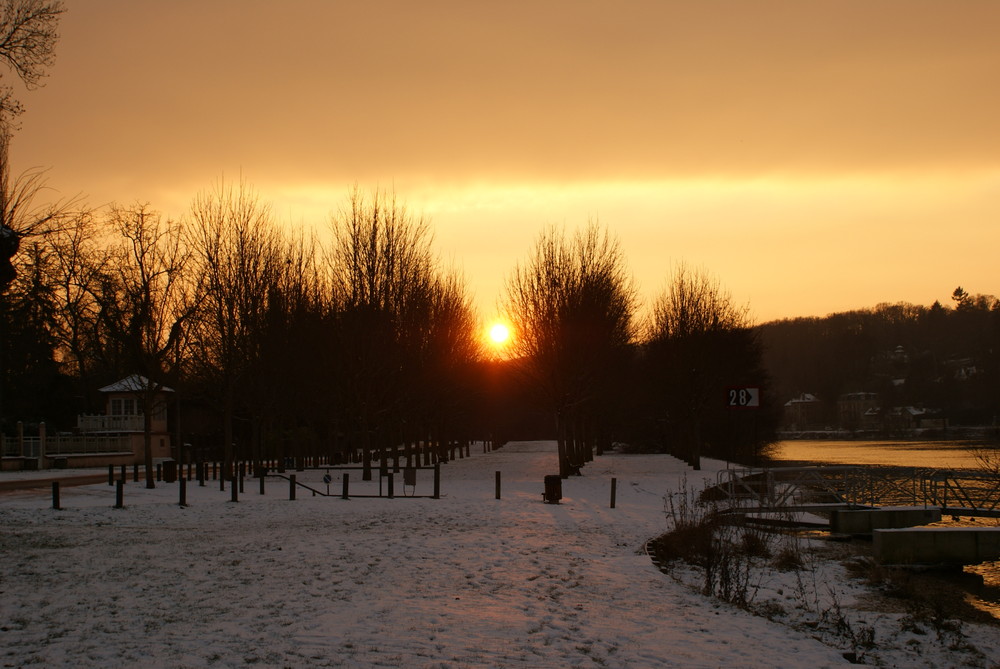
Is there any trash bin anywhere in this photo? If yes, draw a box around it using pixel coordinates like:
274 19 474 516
162 459 177 483
543 474 562 504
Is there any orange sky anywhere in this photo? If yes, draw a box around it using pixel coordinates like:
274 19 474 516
9 0 1000 323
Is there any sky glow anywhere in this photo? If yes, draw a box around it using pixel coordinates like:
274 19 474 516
9 0 1000 322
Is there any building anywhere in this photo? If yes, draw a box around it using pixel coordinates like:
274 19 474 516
76 374 174 462
838 392 880 432
782 393 825 431
2 375 175 470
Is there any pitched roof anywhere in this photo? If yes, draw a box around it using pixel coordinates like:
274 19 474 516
98 374 174 394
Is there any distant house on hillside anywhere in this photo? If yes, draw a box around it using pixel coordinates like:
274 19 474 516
838 392 879 432
782 393 825 431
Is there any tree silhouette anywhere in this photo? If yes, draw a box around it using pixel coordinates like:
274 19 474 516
96 203 196 488
643 264 773 466
327 188 442 479
503 222 636 477
188 179 282 480
0 0 64 122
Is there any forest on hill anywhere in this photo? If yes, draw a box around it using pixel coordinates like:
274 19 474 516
757 288 1000 433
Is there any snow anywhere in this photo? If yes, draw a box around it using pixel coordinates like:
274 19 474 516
1 441 997 668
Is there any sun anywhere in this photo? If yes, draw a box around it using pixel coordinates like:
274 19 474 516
489 322 510 345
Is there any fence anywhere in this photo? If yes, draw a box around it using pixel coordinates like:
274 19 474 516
2 424 133 459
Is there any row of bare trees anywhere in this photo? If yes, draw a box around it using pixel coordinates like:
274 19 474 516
3 178 779 480
500 225 778 475
0 182 487 486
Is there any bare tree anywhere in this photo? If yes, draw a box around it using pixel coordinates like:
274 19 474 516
0 0 66 291
44 209 106 383
97 203 196 488
188 178 282 480
644 264 770 467
0 127 68 291
0 0 64 123
327 188 440 478
502 222 637 477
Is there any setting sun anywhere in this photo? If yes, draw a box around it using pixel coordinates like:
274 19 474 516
488 322 511 345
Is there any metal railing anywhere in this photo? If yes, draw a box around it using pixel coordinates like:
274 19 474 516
712 465 1000 516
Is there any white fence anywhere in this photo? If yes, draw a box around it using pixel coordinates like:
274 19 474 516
2 433 133 457
76 414 146 432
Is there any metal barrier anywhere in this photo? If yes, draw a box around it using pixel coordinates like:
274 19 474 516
711 465 1000 517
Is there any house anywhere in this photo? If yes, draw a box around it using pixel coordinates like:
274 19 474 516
2 375 174 470
838 392 880 431
782 393 825 431
76 374 174 463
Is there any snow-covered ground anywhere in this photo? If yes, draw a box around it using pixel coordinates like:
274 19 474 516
1 441 997 668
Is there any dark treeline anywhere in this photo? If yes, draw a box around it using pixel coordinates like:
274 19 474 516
758 288 1000 431
0 180 779 476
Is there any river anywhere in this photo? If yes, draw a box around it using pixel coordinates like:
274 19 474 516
770 439 994 470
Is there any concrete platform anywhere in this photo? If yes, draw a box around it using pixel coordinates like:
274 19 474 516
830 506 941 534
873 527 1000 566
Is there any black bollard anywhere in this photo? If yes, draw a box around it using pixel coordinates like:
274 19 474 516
289 474 296 501
342 472 349 500
433 462 440 499
115 479 124 508
52 481 60 510
179 476 187 507
496 471 501 500
108 464 114 486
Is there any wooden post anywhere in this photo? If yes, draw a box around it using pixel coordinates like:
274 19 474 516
179 476 187 507
289 474 296 501
342 473 349 500
38 421 46 465
51 481 60 510
610 477 617 509
495 471 501 500
433 462 440 499
115 479 124 508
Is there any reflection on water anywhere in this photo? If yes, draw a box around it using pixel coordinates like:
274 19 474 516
771 439 991 470
771 440 1000 622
